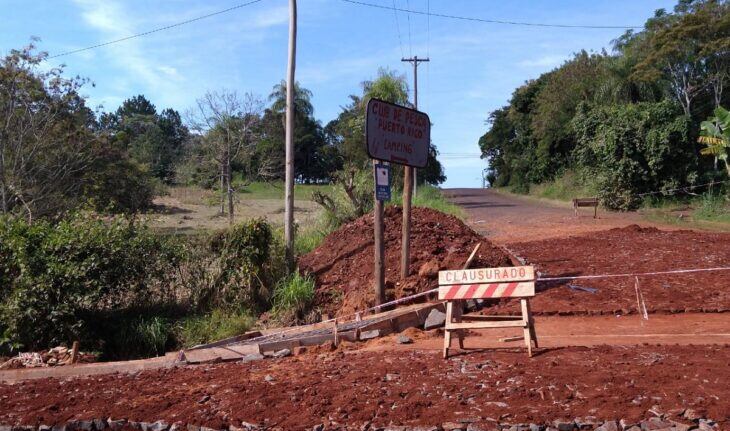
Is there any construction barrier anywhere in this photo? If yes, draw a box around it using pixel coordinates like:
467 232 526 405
438 265 538 358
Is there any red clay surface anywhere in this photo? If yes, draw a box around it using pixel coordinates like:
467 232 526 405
497 225 730 315
299 206 512 317
1 345 728 430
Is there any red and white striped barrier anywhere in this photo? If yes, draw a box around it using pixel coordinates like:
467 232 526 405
438 281 535 300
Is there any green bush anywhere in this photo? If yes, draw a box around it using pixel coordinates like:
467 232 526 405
572 101 697 210
186 218 282 312
0 213 182 353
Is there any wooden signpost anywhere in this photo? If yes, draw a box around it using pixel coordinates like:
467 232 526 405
438 265 538 358
366 98 430 305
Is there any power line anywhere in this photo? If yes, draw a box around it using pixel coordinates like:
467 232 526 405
47 0 265 59
405 0 413 57
391 0 405 58
340 0 642 30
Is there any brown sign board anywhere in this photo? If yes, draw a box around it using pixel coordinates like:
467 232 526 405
366 98 430 168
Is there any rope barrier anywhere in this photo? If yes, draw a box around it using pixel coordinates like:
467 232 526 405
216 265 730 349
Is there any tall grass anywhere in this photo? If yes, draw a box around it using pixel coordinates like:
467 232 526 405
271 272 316 323
528 170 600 201
176 310 255 347
693 192 730 222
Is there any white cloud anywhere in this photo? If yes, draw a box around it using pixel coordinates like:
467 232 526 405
252 5 289 29
71 0 187 107
518 55 568 68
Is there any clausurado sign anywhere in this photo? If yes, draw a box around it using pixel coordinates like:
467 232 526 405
438 266 535 286
366 98 430 168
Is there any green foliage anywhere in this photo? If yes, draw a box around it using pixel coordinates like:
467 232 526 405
698 106 730 175
311 166 374 226
193 219 276 311
0 213 182 352
572 101 696 210
527 170 601 202
479 1 730 208
176 309 254 348
693 191 730 222
271 271 316 324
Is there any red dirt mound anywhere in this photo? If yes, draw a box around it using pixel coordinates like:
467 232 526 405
299 206 512 317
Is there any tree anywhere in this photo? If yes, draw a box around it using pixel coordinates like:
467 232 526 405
103 95 188 183
269 80 313 119
188 90 263 224
698 106 730 175
0 41 95 220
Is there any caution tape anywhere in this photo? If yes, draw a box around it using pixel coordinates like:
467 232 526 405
536 266 730 282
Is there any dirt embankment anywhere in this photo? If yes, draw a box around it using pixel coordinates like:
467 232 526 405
1 345 728 430
496 225 730 315
299 207 512 317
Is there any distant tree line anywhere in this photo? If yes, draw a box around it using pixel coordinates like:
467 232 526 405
479 0 729 209
0 41 446 221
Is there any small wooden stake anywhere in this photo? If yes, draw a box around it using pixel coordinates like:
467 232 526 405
70 341 80 364
333 319 339 347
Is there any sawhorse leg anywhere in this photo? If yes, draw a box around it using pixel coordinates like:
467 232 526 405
521 298 538 356
443 301 465 358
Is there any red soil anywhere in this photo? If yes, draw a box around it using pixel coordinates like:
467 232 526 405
1 345 728 430
299 207 512 317
494 225 730 315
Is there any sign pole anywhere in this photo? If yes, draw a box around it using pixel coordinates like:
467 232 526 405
400 55 429 280
373 160 386 306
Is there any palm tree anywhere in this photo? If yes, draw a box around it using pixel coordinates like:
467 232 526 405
698 106 730 176
269 80 314 118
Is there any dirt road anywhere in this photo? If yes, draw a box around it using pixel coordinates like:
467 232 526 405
442 188 665 244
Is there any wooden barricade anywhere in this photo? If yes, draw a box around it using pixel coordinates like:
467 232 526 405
438 265 538 358
572 197 598 218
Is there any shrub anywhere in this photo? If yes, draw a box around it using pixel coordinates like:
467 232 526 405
187 218 279 312
572 101 697 210
0 213 182 352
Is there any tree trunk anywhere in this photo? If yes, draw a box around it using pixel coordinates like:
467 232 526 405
227 159 234 225
220 163 225 216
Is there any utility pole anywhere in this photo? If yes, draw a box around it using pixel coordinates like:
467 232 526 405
284 0 297 270
400 55 429 280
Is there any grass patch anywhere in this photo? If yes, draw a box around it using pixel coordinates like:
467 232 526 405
693 193 730 223
391 184 465 218
236 181 334 201
271 271 316 323
528 171 599 202
295 222 337 255
176 310 255 347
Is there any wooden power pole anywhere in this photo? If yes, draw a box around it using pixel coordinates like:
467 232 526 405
400 55 429 280
284 0 297 269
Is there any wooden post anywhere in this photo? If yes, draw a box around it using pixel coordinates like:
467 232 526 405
69 341 80 364
401 166 412 280
333 318 339 347
283 0 297 269
374 161 386 305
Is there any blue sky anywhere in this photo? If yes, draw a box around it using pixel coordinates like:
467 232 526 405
1 0 675 188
